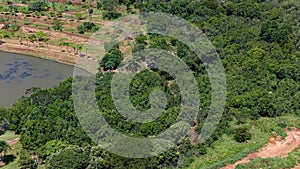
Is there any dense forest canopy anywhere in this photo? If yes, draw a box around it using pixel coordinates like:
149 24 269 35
0 0 299 168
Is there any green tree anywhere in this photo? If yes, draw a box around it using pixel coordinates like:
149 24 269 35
52 19 63 31
2 23 10 30
96 1 102 9
28 34 37 48
100 47 123 70
28 1 49 12
232 1 260 18
37 140 67 159
234 127 252 143
100 0 118 11
46 145 89 169
19 151 38 169
77 25 86 34
260 21 293 44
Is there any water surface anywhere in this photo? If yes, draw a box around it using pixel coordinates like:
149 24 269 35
0 51 88 107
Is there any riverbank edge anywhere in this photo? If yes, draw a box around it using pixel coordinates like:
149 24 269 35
0 42 94 107
0 40 99 74
0 43 76 66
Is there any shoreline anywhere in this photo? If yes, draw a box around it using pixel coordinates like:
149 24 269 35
0 39 100 74
0 41 77 66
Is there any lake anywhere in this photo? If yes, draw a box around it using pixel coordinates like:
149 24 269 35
0 51 89 107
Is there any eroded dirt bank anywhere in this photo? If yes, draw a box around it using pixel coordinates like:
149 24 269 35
221 127 300 169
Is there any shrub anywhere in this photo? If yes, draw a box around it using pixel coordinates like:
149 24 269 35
92 25 100 32
234 127 251 143
19 151 38 169
277 121 287 128
49 11 56 17
96 1 102 9
75 13 84 20
77 25 86 34
28 1 49 12
83 22 96 30
46 146 89 169
77 22 99 34
2 23 10 30
52 20 63 31
101 46 123 70
103 11 121 20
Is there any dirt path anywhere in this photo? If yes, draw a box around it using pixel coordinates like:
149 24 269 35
7 138 19 145
221 127 300 169
292 164 300 169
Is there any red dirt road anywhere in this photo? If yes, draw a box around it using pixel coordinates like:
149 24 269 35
221 127 300 169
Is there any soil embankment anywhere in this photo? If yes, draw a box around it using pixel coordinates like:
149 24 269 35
221 127 300 169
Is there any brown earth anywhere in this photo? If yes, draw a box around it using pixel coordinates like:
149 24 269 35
0 8 113 66
221 127 300 169
47 0 97 7
292 164 300 169
21 25 89 44
0 138 19 167
7 138 20 145
0 38 78 65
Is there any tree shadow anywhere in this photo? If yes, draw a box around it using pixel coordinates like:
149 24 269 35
0 41 6 45
3 155 16 164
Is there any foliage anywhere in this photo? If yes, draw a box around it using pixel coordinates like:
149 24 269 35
37 140 67 159
19 152 37 169
100 46 123 70
75 13 85 21
6 78 92 150
0 140 9 159
46 145 89 169
236 146 300 169
234 127 252 143
99 0 118 11
0 131 18 142
102 11 121 20
1 22 20 31
96 1 102 9
36 31 49 42
77 22 99 34
2 23 10 30
52 19 63 31
77 25 86 34
28 1 49 12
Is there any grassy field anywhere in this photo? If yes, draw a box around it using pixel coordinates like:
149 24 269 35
2 160 19 169
189 114 300 169
0 131 21 169
0 131 48 169
0 131 19 142
236 146 300 169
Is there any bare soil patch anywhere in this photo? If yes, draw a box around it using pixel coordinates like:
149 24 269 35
0 39 77 65
292 164 300 169
7 138 19 145
221 127 300 169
